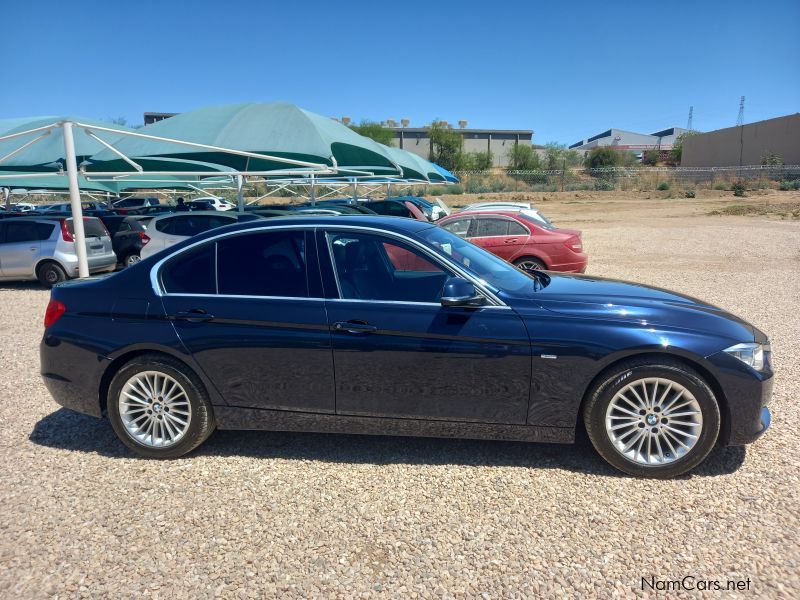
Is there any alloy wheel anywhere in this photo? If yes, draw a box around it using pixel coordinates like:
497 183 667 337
517 260 542 271
604 377 703 466
118 371 192 448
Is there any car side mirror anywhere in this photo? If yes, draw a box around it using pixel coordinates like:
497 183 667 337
440 277 486 307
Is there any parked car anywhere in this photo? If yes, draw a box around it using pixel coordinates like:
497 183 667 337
140 211 241 259
362 199 428 221
388 196 447 221
0 216 116 286
464 201 532 211
40 216 771 477
11 202 37 213
188 196 236 211
438 210 587 273
35 201 110 214
113 197 163 210
99 215 151 267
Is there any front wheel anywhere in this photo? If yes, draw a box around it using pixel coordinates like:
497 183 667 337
583 359 720 478
107 354 215 458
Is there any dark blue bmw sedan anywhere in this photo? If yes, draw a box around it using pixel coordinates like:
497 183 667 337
40 216 772 477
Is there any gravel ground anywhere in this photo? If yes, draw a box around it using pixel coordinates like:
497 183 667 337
1 201 798 598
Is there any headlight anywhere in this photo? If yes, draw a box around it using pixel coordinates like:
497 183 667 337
724 342 770 372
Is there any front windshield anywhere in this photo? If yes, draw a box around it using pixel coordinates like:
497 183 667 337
419 226 537 295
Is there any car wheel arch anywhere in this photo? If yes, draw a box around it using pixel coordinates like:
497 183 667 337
98 348 210 417
573 350 731 446
514 255 549 269
35 258 67 277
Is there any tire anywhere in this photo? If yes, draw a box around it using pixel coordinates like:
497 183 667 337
107 354 215 458
582 358 720 478
37 262 67 288
514 257 546 272
122 253 141 268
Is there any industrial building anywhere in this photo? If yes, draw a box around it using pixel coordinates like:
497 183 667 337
387 123 533 168
569 127 690 155
681 114 800 167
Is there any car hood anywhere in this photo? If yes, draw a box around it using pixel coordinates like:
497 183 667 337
503 273 761 342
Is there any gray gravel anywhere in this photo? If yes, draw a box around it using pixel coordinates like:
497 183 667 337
1 207 798 598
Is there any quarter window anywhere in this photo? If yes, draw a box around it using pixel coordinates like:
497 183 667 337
327 232 449 303
217 231 308 297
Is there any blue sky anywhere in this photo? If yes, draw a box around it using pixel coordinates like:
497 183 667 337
2 0 798 145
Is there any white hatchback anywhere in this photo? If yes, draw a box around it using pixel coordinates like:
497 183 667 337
190 196 236 211
140 211 240 259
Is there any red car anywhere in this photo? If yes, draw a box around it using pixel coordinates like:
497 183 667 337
437 209 587 272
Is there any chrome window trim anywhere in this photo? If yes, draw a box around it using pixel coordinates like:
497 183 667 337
151 223 507 306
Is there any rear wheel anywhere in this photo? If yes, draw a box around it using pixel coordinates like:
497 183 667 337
37 262 67 288
107 354 215 458
514 257 546 272
122 253 140 268
583 359 720 478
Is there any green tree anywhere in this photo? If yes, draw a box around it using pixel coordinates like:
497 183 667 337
506 143 541 170
427 121 464 171
349 120 395 146
585 146 622 170
642 149 660 166
760 151 783 166
461 150 493 170
668 131 698 165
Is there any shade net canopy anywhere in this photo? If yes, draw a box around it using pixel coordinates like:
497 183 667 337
87 103 402 177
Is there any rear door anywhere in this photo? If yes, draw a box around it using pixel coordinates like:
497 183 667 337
468 217 529 262
0 221 51 278
159 228 335 413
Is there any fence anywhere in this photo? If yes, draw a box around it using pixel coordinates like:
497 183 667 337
448 165 800 194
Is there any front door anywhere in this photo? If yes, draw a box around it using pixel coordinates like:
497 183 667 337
159 229 335 413
319 229 531 424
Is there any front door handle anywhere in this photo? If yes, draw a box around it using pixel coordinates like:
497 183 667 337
172 309 215 322
333 320 377 334
504 238 518 244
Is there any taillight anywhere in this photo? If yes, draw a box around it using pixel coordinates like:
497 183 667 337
44 299 66 328
60 220 74 242
138 232 150 245
564 236 583 252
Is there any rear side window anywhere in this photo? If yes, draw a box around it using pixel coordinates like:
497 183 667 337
507 221 528 236
66 218 108 238
155 217 174 233
473 218 508 237
217 231 308 297
3 221 52 242
161 244 215 294
165 215 236 237
365 202 410 217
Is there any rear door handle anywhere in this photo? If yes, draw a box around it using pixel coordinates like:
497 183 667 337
172 310 215 322
333 321 377 334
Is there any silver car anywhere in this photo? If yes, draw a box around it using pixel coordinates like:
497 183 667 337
0 217 117 287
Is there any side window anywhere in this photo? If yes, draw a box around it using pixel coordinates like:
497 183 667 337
327 232 449 303
473 218 508 237
155 217 174 234
5 222 40 243
161 244 215 294
441 218 471 238
507 220 528 236
217 231 309 297
36 223 55 240
116 221 131 233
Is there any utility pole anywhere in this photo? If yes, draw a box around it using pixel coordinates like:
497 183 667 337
687 106 693 130
736 96 745 126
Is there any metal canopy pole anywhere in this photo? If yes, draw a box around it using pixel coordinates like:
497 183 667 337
351 178 357 201
386 182 391 199
310 173 316 206
62 121 89 278
2 187 10 211
236 175 245 212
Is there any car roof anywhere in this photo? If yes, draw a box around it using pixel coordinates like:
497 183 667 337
149 210 238 221
443 210 527 219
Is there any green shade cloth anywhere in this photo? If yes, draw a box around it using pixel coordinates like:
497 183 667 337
0 116 133 172
88 103 401 176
